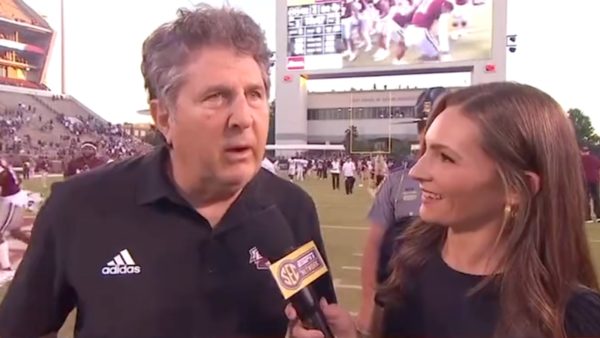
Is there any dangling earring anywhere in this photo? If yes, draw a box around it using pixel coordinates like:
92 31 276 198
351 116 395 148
504 204 516 219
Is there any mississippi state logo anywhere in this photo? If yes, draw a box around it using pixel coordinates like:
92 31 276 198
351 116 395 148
249 247 270 270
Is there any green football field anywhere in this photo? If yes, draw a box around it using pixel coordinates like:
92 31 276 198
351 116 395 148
2 175 600 337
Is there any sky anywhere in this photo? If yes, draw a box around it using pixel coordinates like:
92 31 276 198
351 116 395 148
21 0 600 127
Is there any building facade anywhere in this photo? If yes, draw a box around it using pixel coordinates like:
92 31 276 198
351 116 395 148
305 88 427 144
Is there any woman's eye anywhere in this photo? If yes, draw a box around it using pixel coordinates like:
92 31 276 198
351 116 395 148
441 153 454 163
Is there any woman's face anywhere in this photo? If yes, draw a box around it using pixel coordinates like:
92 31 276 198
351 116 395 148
409 106 506 230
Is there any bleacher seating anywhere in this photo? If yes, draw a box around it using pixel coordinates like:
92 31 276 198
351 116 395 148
35 95 103 120
0 88 153 170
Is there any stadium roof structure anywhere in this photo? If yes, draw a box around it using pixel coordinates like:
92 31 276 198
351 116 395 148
0 0 52 30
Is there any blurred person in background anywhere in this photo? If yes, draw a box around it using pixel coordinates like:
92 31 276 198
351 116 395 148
373 154 388 187
288 82 600 338
35 155 49 188
580 145 600 222
330 157 341 190
64 141 107 178
342 157 357 194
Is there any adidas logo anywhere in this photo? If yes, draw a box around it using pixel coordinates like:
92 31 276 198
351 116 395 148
101 249 141 275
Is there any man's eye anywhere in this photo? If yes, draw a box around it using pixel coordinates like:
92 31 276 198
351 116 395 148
247 91 263 100
205 93 224 102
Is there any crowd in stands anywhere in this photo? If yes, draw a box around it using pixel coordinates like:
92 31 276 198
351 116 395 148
0 97 153 173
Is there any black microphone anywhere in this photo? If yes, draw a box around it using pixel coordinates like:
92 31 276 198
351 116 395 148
253 206 334 338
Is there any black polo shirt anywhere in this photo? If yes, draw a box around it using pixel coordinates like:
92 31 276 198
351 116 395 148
0 145 337 338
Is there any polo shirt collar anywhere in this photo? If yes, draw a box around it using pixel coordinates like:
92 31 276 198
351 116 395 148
135 145 182 205
135 145 273 215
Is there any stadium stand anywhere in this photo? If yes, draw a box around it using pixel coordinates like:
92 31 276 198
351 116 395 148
0 0 152 174
0 86 153 173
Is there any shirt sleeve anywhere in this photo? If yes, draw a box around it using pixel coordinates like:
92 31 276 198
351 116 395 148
368 175 396 228
0 183 75 337
564 288 600 336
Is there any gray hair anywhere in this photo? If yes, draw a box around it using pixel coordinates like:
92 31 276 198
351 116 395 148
141 5 272 110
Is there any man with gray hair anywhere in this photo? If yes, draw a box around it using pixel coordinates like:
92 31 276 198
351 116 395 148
0 5 336 338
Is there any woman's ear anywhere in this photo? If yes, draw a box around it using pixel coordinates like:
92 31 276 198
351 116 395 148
524 171 541 195
505 171 540 207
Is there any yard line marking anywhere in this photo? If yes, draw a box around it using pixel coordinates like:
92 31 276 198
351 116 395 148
342 266 361 271
334 278 362 290
335 283 362 290
353 253 363 257
322 225 369 231
350 312 358 317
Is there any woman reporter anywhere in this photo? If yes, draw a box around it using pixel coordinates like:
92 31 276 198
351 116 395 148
287 82 600 338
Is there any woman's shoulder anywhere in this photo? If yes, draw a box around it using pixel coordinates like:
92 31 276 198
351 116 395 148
565 287 600 336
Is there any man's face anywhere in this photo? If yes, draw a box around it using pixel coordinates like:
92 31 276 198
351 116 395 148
82 147 95 157
153 46 269 190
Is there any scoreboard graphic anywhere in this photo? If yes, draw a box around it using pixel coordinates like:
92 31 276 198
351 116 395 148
288 1 342 56
285 0 494 72
287 0 345 71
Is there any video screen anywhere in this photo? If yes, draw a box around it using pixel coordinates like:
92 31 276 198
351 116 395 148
286 0 493 71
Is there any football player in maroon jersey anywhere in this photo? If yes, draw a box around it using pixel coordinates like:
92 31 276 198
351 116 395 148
372 0 419 64
0 158 28 283
64 141 108 178
371 0 392 61
387 0 420 64
356 0 375 52
401 0 453 62
341 0 362 62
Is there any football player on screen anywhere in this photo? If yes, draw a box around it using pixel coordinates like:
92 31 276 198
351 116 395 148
384 0 421 65
399 0 453 62
341 0 368 61
371 0 392 61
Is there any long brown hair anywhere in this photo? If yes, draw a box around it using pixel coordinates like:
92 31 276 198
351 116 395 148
380 82 599 338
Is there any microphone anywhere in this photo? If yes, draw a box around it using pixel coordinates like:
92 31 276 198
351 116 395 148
253 206 334 338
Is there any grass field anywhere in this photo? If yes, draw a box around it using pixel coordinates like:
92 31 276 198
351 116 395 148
1 175 600 337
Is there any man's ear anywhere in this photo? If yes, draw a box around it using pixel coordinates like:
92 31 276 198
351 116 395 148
150 99 172 145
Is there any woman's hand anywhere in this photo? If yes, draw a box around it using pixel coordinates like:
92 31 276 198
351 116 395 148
286 298 358 338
